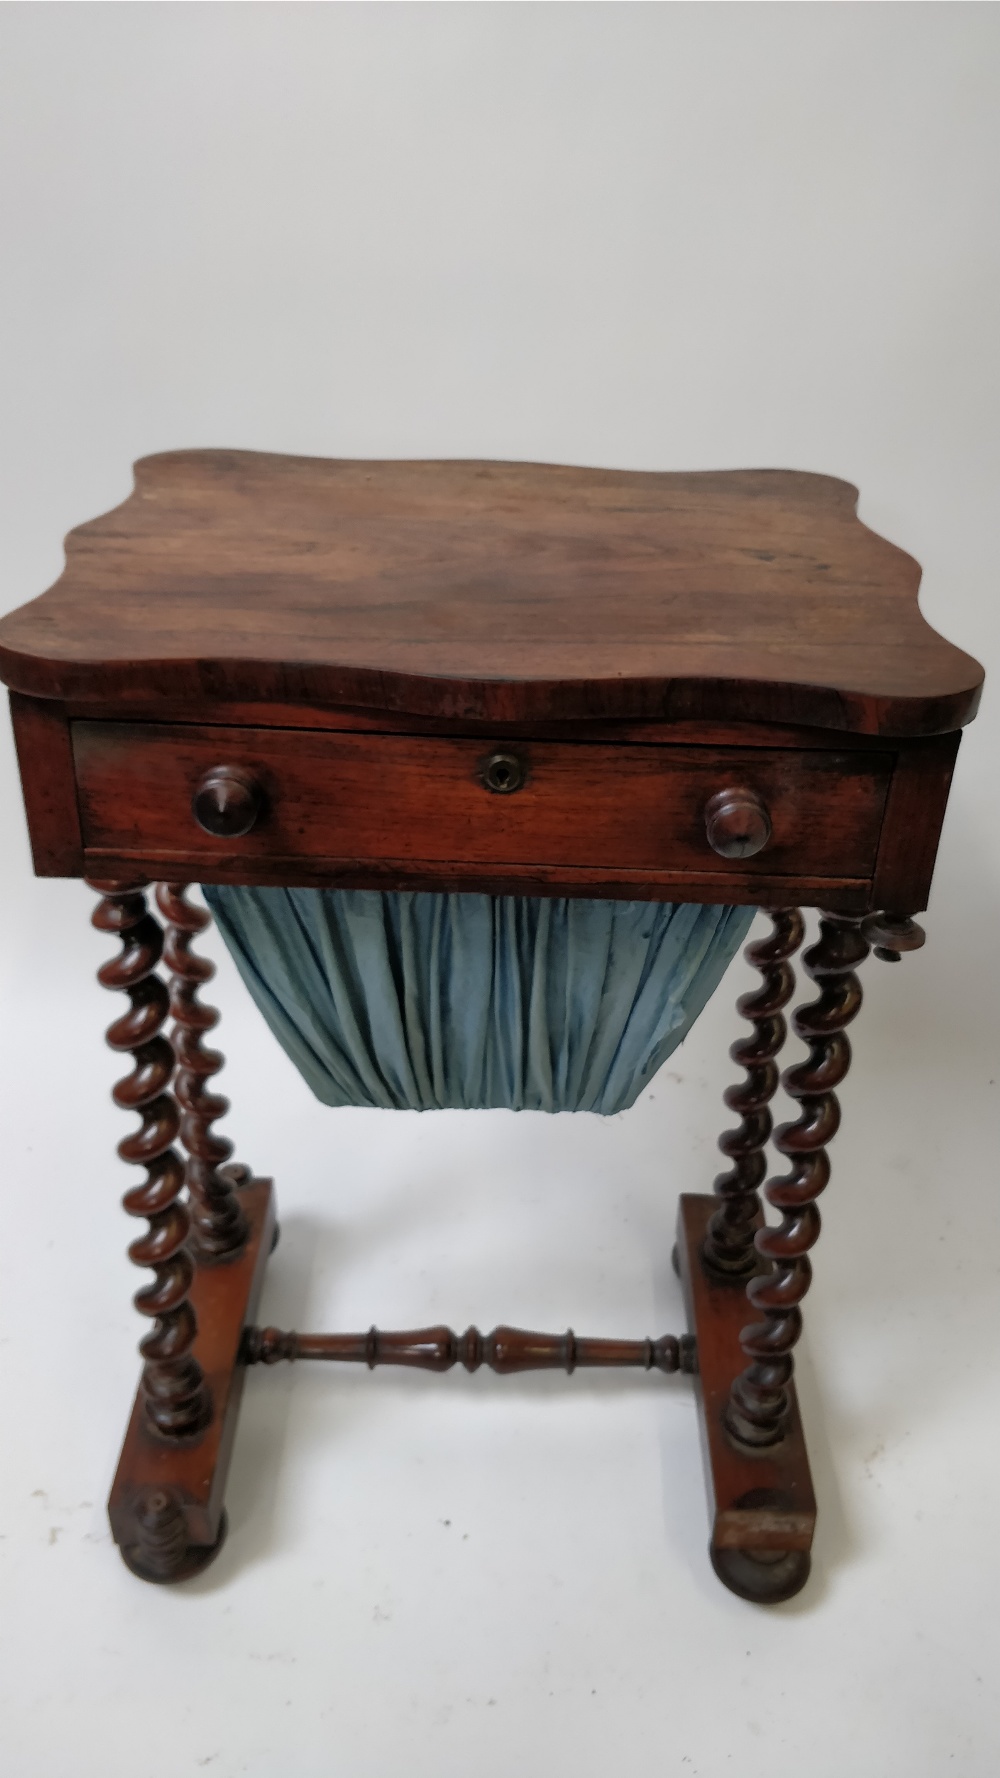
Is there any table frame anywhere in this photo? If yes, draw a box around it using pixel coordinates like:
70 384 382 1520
0 453 979 1605
88 875 917 1603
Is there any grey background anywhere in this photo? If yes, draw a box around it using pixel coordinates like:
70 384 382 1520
1 7 997 1776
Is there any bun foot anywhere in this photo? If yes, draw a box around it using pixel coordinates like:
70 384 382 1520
710 1543 810 1604
119 1485 227 1584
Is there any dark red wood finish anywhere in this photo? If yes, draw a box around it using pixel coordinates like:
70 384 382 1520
0 694 961 916
0 455 982 1603
0 454 982 735
69 719 894 903
726 913 869 1449
676 1193 816 1604
89 880 210 1440
702 908 804 1277
869 732 960 913
155 882 249 1260
108 1175 275 1580
243 1322 698 1375
8 692 83 875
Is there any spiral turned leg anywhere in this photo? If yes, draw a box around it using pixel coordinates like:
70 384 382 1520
726 911 869 1450
89 880 211 1443
155 884 249 1261
702 909 804 1278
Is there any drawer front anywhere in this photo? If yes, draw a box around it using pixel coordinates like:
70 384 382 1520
72 721 892 883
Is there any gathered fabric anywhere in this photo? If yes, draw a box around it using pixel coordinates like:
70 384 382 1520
203 886 754 1116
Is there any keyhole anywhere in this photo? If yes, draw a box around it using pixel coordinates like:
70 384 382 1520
481 752 525 794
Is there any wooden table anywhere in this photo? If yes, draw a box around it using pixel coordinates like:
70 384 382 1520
0 451 983 1602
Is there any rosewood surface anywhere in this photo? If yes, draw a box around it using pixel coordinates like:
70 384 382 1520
243 1323 698 1375
676 1193 816 1604
726 912 869 1448
702 908 804 1277
155 882 249 1260
108 1174 275 1579
0 454 983 1604
71 720 892 882
90 880 211 1441
0 452 983 734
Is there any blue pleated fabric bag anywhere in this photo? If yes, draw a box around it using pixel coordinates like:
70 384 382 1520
203 887 753 1115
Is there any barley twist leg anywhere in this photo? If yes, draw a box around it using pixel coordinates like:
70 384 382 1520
155 883 249 1260
89 879 211 1440
726 911 869 1449
703 908 804 1277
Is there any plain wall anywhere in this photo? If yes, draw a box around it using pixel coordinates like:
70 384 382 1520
0 7 998 1778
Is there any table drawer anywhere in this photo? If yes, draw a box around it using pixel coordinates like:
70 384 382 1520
71 721 892 883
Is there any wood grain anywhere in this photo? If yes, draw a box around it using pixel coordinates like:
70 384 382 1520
83 852 880 910
677 1193 815 1601
71 721 892 881
0 452 983 735
56 702 954 747
727 913 868 1448
243 1322 698 1374
0 453 981 1601
108 1174 275 1571
703 909 804 1277
89 879 211 1440
871 731 960 913
156 883 249 1260
8 692 83 874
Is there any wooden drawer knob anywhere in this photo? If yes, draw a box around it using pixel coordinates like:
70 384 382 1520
704 786 771 859
192 766 262 838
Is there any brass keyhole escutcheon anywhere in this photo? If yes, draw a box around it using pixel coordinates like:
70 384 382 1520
481 751 526 795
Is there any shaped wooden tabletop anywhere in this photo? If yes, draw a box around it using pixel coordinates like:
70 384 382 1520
0 451 983 734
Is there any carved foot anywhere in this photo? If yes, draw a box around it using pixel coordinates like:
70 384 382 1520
710 1544 811 1604
676 1196 816 1600
118 1485 227 1584
108 1176 276 1586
